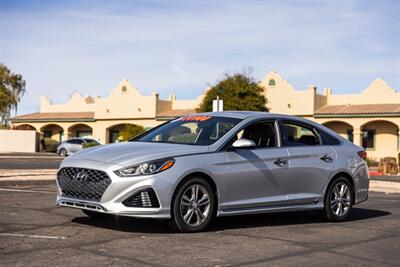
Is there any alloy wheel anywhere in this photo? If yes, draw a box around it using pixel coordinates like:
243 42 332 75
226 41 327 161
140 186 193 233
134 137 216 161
179 184 211 227
330 182 351 217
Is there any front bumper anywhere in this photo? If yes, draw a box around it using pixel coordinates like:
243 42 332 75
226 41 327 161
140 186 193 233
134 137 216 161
56 159 175 219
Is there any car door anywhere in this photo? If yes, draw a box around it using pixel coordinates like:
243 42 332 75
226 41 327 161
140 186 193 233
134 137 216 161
222 120 292 211
69 139 84 153
280 120 336 204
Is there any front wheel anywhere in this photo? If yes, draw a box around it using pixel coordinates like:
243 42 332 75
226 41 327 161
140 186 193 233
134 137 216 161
59 148 68 157
169 177 216 232
322 177 353 221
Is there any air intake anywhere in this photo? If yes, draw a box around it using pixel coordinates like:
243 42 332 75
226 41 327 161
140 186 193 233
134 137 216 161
123 189 160 208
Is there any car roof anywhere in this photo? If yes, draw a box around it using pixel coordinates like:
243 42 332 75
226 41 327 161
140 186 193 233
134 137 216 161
186 111 301 120
188 111 267 119
186 111 328 128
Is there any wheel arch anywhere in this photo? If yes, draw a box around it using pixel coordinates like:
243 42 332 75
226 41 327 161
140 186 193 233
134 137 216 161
170 171 220 213
324 171 356 204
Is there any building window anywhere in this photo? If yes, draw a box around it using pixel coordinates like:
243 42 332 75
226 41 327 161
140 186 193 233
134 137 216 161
268 79 276 86
76 131 92 138
362 129 375 149
347 129 354 142
122 86 127 92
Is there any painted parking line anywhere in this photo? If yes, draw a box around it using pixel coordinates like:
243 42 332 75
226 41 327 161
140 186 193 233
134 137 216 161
0 188 55 194
0 233 66 240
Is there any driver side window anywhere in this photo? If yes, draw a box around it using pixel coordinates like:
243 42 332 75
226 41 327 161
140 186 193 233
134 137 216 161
233 121 277 148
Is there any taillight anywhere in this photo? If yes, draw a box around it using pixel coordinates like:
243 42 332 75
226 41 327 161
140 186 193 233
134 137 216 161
357 150 367 160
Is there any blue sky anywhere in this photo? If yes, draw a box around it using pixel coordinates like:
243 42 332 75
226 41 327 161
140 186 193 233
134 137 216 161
1 0 399 115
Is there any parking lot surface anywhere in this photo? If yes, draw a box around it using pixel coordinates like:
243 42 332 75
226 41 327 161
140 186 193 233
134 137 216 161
0 153 62 169
0 182 399 267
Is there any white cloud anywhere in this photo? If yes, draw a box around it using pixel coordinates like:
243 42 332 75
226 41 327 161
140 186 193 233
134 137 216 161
0 0 398 114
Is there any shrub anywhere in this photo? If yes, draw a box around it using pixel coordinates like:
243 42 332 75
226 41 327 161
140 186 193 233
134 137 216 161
366 158 379 167
44 138 59 152
82 142 100 149
120 124 145 141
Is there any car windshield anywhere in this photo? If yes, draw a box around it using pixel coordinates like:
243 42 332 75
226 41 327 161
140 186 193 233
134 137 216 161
133 116 241 146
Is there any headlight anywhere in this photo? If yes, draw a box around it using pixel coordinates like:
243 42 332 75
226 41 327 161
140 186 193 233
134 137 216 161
115 158 175 177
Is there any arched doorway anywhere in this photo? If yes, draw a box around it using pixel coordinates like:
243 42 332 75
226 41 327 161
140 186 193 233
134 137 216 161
13 124 36 131
40 124 64 142
360 120 399 159
322 121 354 142
68 124 93 138
106 123 138 143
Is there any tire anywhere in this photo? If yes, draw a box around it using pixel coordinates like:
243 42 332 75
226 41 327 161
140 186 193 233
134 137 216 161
81 209 110 219
169 177 216 232
59 148 68 157
322 177 353 221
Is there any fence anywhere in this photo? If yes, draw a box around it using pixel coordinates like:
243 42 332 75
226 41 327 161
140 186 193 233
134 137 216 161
0 130 39 153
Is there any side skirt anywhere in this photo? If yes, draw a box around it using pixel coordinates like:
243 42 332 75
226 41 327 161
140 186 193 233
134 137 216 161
217 202 324 217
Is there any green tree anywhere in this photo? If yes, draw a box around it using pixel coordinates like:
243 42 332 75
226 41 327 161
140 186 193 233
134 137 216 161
0 64 26 128
197 72 268 112
120 124 146 141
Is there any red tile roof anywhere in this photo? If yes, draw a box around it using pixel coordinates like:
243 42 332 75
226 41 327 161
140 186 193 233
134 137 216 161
156 109 196 118
12 112 95 122
315 104 400 116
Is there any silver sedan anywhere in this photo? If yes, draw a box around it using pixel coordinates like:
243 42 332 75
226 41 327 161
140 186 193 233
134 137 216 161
56 112 369 232
56 138 101 157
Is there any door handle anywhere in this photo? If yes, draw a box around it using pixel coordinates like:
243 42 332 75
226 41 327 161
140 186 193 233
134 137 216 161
320 154 333 162
274 158 288 167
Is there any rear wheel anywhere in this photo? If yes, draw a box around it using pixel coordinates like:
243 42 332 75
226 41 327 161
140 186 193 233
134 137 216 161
169 177 216 232
322 177 353 221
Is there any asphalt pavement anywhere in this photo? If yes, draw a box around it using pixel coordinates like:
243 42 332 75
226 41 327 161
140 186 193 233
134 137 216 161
0 153 63 169
0 181 399 266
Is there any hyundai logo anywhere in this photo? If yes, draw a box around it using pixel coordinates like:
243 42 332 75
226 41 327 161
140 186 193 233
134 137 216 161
73 172 88 182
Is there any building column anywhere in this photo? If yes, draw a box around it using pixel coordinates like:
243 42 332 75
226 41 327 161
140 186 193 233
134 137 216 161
93 126 107 144
353 128 362 147
397 128 400 152
62 126 69 141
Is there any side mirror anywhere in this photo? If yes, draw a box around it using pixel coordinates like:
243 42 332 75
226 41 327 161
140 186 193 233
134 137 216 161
231 138 257 149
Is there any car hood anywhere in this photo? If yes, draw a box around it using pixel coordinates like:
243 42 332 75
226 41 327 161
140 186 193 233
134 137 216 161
65 141 209 166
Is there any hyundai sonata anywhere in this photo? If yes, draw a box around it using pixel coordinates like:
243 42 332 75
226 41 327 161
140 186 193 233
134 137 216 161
56 112 369 232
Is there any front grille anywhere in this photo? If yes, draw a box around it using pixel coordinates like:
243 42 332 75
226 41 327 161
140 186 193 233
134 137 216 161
123 189 160 208
57 167 112 201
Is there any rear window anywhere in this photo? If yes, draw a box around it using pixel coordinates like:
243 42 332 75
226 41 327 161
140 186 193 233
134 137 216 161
319 130 341 145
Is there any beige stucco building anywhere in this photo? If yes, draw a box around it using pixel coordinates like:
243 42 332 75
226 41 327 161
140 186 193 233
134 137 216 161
11 71 400 162
260 71 399 161
12 80 201 144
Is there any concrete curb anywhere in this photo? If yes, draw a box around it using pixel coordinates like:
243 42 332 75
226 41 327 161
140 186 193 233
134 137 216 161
0 171 399 194
369 180 400 194
0 169 57 181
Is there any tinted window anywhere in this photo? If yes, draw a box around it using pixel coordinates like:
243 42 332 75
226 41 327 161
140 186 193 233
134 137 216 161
67 139 83 144
319 130 341 145
135 116 241 146
283 122 320 146
231 121 277 148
